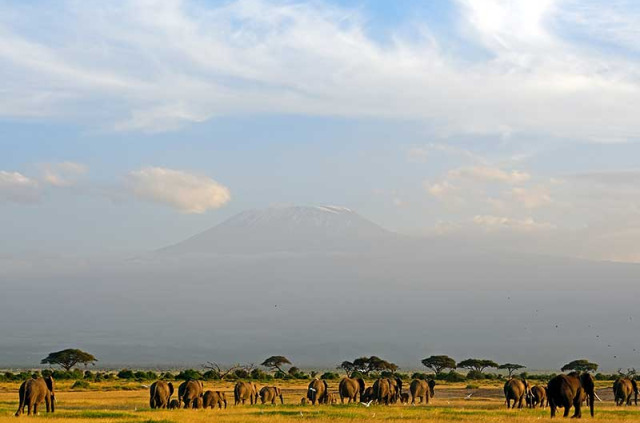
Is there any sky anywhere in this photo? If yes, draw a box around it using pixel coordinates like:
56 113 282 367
2 0 640 261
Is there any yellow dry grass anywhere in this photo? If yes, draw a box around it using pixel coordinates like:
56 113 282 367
1 380 639 422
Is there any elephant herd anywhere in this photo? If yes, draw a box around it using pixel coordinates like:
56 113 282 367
11 373 640 419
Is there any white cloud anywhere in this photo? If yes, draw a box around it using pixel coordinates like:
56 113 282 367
0 0 638 140
126 167 230 213
425 180 457 199
448 166 531 185
511 186 552 209
473 215 555 232
40 162 88 187
0 171 40 203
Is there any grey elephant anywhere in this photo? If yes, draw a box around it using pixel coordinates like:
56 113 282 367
178 379 204 409
15 376 56 416
259 386 284 405
504 378 529 409
409 379 435 405
168 399 180 409
547 372 595 418
361 387 375 403
613 378 638 406
307 379 329 405
338 377 366 404
234 381 258 405
373 378 402 405
203 390 227 409
150 380 174 409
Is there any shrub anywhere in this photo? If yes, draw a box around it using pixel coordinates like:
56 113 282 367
202 370 220 380
466 384 479 389
350 371 365 379
71 380 91 389
466 370 485 380
440 371 466 383
117 369 135 379
176 369 203 380
320 372 340 380
233 369 249 379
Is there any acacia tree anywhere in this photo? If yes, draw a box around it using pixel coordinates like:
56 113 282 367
261 356 292 373
41 349 97 371
421 355 456 376
457 359 499 374
498 363 526 378
561 359 598 373
338 361 357 377
202 362 256 379
340 356 398 376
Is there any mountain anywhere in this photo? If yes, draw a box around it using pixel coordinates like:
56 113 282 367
160 205 399 255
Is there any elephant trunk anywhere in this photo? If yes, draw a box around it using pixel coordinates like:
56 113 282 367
589 392 595 417
50 394 56 413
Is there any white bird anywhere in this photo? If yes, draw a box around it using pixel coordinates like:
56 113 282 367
361 400 373 407
299 411 304 417
465 393 473 399
141 385 149 389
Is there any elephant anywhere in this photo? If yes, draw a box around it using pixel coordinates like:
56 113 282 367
203 390 227 409
372 377 403 405
529 385 547 408
361 387 375 403
388 377 403 403
613 378 638 406
327 393 338 404
178 379 204 409
259 386 284 405
307 379 329 405
149 380 174 409
234 381 258 405
338 377 366 403
191 397 204 409
15 376 55 416
168 399 180 409
547 372 595 418
409 379 436 405
504 378 529 409
400 393 410 404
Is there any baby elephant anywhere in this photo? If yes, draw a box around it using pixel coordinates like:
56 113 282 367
191 397 204 409
259 387 284 405
168 399 181 409
400 393 410 404
300 397 307 405
327 393 338 405
203 390 228 409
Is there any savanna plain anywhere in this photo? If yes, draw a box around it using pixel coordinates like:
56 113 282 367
3 380 640 423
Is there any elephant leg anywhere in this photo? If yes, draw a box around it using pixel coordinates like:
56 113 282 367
34 402 39 415
45 397 50 413
27 403 32 416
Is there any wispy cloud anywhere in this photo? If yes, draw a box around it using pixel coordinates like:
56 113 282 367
0 171 40 204
0 0 639 141
126 167 230 213
39 162 88 187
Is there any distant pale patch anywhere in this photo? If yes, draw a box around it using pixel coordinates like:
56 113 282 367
40 162 88 187
127 167 230 213
0 171 40 203
473 215 555 232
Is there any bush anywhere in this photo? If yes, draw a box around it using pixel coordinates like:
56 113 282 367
466 384 479 389
320 372 340 380
466 370 485 380
233 369 249 379
440 371 466 383
350 371 365 379
203 370 220 380
251 369 268 380
71 380 91 389
117 369 135 379
52 369 84 380
176 369 203 380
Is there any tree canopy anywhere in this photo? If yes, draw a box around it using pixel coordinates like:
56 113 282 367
561 359 598 373
457 359 499 373
339 356 398 376
261 356 292 373
498 363 526 377
421 355 456 375
41 349 97 371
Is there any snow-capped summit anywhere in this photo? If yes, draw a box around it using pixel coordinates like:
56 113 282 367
160 205 396 255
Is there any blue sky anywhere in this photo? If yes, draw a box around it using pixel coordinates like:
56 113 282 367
3 0 640 260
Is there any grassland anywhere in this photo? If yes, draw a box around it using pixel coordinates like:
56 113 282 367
2 380 640 422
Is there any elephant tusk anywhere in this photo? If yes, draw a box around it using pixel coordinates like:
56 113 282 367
594 392 603 402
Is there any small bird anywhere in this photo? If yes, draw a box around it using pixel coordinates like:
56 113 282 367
361 400 373 407
465 393 473 399
299 411 303 416
141 385 149 389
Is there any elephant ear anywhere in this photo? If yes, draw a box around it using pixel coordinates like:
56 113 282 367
632 379 638 392
357 378 365 393
396 377 403 392
276 387 281 395
580 373 595 391
168 382 174 397
45 377 55 393
323 380 328 395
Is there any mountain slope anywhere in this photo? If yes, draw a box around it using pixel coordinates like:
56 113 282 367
160 205 398 254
